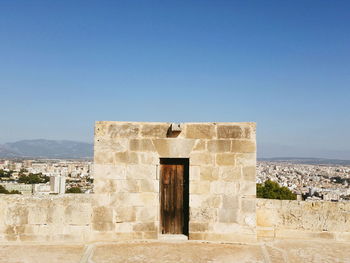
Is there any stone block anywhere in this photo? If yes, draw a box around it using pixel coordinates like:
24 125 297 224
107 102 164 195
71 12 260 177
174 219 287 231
115 206 136 222
242 166 256 181
189 232 204 240
210 181 237 195
139 179 158 192
200 166 219 181
133 222 156 232
189 166 200 181
215 153 236 166
6 206 28 226
192 140 206 151
153 139 195 157
138 153 159 165
219 166 241 181
239 181 256 196
117 180 140 193
114 151 139 164
222 195 240 209
217 125 244 139
110 193 143 207
95 122 108 137
242 213 256 227
143 231 158 239
94 179 118 193
241 198 256 213
135 206 158 221
95 138 128 152
190 181 210 194
94 151 114 165
189 222 209 232
141 123 169 138
92 206 114 231
64 203 92 225
185 124 215 139
190 152 214 165
190 207 217 222
126 164 156 180
115 222 133 233
140 193 159 205
235 153 256 166
129 139 156 152
107 123 140 139
94 164 126 180
203 195 222 208
207 140 231 153
218 209 238 223
231 140 256 153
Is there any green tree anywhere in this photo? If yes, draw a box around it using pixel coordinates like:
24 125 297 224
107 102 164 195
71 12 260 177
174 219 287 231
18 173 46 184
0 185 21 194
257 180 296 200
66 187 82 193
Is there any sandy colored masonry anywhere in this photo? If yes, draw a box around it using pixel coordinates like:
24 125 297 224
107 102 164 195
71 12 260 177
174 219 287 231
0 121 349 243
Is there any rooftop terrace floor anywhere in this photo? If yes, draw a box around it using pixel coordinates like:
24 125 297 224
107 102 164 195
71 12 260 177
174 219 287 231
0 239 349 263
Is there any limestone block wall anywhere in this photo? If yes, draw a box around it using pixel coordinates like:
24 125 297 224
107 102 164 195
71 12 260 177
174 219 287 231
257 199 350 242
0 194 93 242
93 121 257 242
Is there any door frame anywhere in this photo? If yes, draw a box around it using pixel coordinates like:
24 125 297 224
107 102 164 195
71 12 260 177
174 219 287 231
159 158 189 236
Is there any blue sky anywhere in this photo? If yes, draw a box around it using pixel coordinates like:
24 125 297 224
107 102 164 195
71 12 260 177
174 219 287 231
1 1 349 159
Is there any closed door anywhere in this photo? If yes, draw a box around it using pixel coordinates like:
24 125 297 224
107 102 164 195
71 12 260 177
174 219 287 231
160 164 184 234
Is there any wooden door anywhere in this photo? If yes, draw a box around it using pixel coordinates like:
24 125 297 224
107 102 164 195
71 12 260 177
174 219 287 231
160 164 184 234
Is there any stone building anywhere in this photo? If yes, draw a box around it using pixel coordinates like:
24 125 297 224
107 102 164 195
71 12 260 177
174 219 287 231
94 121 257 242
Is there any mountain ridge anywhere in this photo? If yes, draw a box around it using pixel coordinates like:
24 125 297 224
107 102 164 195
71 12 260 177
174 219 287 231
0 139 93 159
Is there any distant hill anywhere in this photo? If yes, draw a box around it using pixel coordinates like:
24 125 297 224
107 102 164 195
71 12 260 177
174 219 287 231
258 157 350 166
0 139 93 159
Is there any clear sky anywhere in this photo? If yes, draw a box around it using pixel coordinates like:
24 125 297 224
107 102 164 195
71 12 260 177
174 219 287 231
1 0 349 159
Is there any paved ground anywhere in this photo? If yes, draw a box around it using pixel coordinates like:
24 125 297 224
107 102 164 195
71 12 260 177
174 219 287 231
0 240 349 263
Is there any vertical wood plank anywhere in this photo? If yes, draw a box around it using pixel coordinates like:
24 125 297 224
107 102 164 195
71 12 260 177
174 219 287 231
160 164 185 234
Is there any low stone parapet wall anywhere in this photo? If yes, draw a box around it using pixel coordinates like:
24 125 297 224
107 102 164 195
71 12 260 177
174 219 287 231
0 194 94 242
257 198 350 242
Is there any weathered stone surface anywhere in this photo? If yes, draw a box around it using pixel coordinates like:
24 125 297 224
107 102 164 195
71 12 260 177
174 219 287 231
107 123 140 138
210 181 238 195
190 152 214 165
231 140 256 153
222 195 240 209
141 123 169 138
215 153 236 166
217 125 244 139
152 139 195 157
190 181 210 194
218 209 238 223
189 222 209 232
133 222 156 232
241 198 256 213
192 140 206 151
207 140 231 153
219 166 241 181
126 165 156 180
115 207 136 223
129 139 155 152
92 206 114 231
114 151 139 164
185 124 215 139
242 166 256 181
94 164 126 180
200 166 219 181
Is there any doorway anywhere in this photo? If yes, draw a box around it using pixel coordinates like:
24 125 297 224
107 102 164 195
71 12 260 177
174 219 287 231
160 158 189 235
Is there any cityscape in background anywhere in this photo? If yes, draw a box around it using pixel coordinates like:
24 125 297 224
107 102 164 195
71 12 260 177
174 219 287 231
0 159 93 195
1 157 350 201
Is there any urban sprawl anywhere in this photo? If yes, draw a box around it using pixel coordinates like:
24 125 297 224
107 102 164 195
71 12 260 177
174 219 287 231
1 159 349 201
